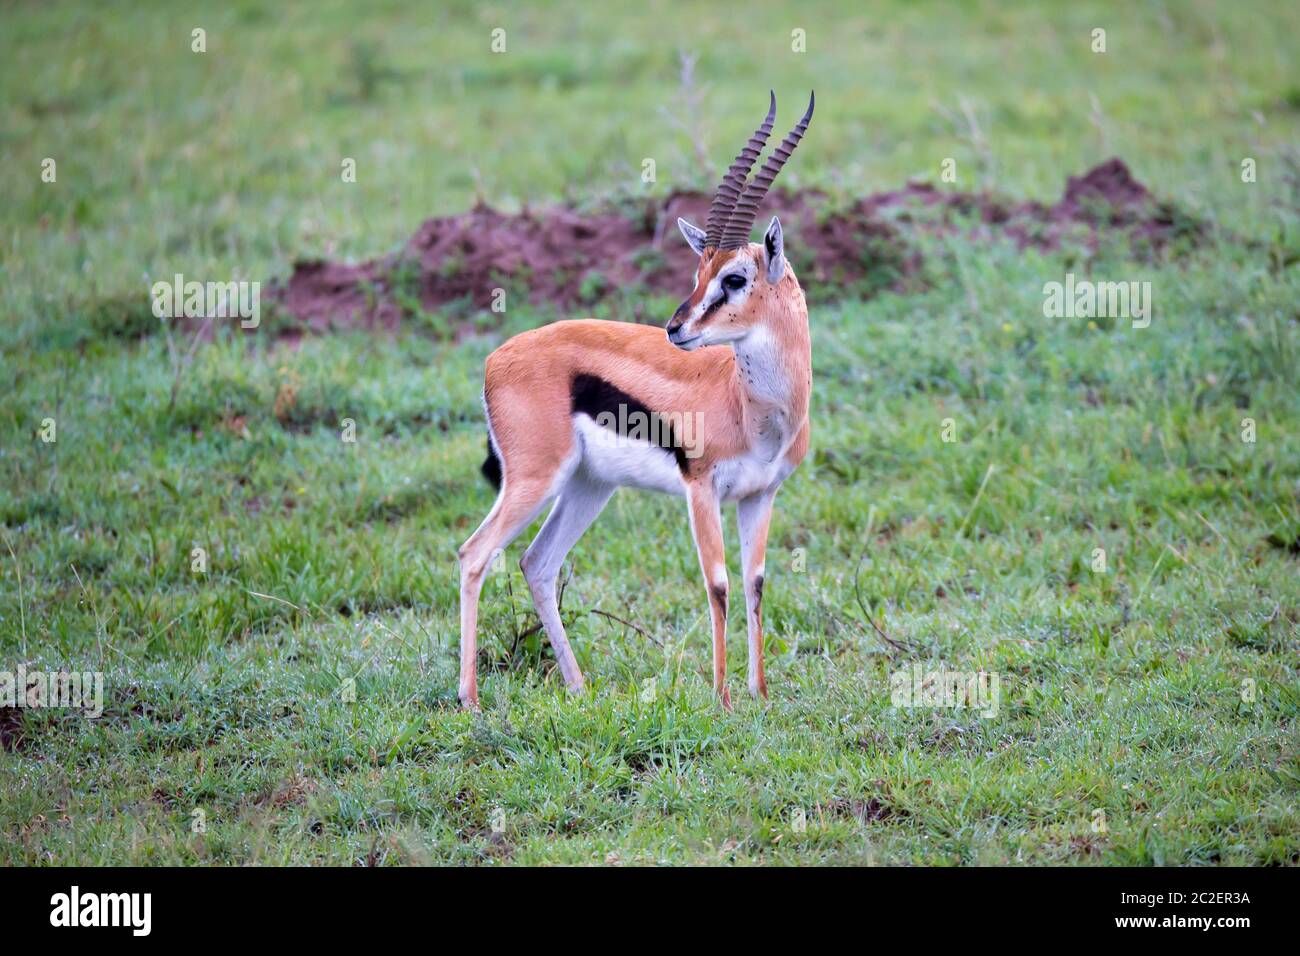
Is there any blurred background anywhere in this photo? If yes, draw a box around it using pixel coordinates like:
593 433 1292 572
3 0 1298 321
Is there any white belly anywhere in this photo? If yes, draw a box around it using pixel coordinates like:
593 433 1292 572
573 415 686 496
573 415 791 501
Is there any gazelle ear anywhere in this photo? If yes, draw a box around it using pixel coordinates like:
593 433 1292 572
677 217 707 255
763 216 785 283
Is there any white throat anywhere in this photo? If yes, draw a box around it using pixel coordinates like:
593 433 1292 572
733 325 791 407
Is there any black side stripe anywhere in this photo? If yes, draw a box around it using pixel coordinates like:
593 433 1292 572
570 373 690 474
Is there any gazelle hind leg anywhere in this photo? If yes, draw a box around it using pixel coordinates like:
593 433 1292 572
458 477 555 710
520 471 615 694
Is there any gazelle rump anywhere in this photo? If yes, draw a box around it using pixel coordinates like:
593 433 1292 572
457 91 815 710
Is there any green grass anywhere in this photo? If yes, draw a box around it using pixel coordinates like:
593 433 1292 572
2 0 1298 865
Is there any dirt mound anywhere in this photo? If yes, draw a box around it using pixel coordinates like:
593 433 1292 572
267 158 1202 336
836 157 1202 253
1062 156 1154 210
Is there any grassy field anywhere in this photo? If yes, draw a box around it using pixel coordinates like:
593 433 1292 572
2 0 1299 865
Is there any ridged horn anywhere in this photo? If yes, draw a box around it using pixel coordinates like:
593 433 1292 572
703 91 777 250
719 91 814 250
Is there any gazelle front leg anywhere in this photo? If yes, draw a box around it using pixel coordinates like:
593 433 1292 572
686 480 730 709
737 488 777 701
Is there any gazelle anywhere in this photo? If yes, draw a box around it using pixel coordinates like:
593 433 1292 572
458 91 815 710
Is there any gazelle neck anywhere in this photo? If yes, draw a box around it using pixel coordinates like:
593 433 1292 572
730 280 811 443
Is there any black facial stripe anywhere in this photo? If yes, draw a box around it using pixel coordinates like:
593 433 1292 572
570 373 690 474
700 294 726 322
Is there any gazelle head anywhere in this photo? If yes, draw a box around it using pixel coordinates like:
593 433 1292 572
667 91 814 351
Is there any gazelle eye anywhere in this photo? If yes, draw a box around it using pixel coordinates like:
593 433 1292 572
722 274 747 292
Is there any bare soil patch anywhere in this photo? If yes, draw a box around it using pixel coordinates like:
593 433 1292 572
267 158 1203 337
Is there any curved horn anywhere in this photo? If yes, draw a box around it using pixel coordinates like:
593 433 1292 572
719 91 814 250
703 91 777 250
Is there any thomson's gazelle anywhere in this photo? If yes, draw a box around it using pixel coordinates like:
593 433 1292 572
458 92 815 710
